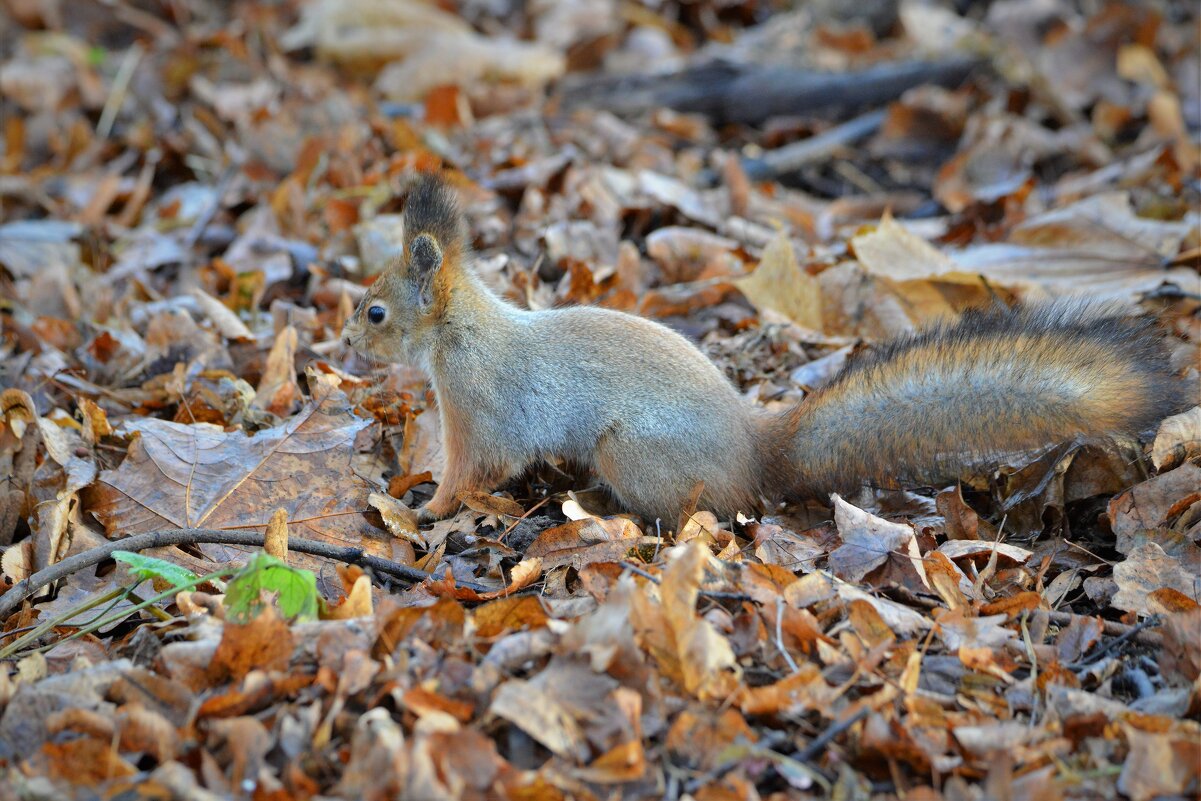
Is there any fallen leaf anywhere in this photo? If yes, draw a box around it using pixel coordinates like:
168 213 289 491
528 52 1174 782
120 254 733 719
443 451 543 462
252 325 302 418
828 495 922 584
733 231 822 331
87 386 378 563
1112 542 1199 615
1151 407 1201 471
190 288 253 341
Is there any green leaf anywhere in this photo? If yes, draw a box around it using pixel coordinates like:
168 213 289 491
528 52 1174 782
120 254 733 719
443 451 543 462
224 553 319 623
113 550 200 589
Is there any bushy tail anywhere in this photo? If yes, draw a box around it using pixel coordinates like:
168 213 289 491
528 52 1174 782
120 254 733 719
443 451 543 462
762 302 1188 499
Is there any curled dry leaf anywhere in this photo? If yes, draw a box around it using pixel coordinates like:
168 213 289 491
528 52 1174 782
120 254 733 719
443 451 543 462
525 516 649 570
32 417 97 572
649 542 740 700
0 389 40 546
263 508 289 560
190 288 253 341
252 325 302 418
1151 406 1201 471
457 491 524 519
368 492 423 547
936 539 1033 567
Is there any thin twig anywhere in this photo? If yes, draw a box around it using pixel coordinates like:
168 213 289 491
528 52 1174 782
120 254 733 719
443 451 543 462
1045 610 1164 649
775 596 800 673
795 706 871 763
0 528 488 621
617 561 753 602
742 109 888 180
96 43 145 139
499 496 550 542
1065 614 1164 671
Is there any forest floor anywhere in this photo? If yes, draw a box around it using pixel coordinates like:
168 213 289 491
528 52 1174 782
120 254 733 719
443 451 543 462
0 1 1199 799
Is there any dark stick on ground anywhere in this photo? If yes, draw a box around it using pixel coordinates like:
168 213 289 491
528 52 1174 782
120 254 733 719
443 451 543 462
558 57 982 125
0 528 489 621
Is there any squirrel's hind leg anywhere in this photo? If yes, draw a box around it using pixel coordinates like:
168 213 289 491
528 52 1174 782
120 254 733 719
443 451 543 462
593 427 762 527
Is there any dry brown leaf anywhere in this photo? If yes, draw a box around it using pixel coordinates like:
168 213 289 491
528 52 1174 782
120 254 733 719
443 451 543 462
489 657 619 761
322 572 374 620
457 491 524 519
1112 542 1199 615
654 543 740 699
32 417 96 571
834 582 930 637
749 521 825 573
1118 720 1201 801
937 539 1032 567
935 608 1017 651
368 492 423 547
1055 615 1104 664
524 516 648 570
736 662 842 716
828 494 923 584
472 595 549 639
1151 406 1201 471
208 606 294 683
253 325 302 418
190 288 253 341
733 231 822 331
1108 462 1201 551
88 386 377 559
851 213 974 284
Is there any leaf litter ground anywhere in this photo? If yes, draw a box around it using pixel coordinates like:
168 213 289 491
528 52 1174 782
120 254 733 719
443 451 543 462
0 1 1199 799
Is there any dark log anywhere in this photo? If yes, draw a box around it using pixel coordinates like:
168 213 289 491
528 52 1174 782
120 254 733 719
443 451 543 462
558 57 981 125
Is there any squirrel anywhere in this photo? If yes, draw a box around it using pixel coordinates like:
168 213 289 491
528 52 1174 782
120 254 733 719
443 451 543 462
341 174 1186 525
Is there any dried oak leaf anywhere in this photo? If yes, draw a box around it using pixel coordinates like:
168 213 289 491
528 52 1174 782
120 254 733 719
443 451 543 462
828 494 926 588
1108 462 1201 551
87 387 377 570
632 543 741 699
1118 718 1201 801
1112 542 1199 615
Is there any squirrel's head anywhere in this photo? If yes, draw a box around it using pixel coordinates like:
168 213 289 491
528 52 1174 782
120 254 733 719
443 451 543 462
342 174 465 367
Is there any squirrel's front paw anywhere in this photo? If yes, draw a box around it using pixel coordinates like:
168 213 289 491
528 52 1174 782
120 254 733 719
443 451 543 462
416 505 442 525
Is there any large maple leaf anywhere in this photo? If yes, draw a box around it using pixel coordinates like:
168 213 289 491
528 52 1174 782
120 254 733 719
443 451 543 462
87 385 378 556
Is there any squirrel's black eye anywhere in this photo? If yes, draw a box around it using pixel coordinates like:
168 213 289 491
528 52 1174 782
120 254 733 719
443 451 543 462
367 305 386 324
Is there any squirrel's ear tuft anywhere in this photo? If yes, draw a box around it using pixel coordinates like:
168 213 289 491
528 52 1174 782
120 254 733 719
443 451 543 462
403 173 464 257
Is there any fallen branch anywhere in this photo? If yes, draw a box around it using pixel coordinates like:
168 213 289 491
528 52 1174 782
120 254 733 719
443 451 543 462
742 109 888 180
558 57 981 125
795 706 871 763
0 528 488 621
1044 609 1164 650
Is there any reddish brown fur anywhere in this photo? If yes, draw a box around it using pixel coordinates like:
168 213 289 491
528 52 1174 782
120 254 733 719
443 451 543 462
759 304 1185 500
